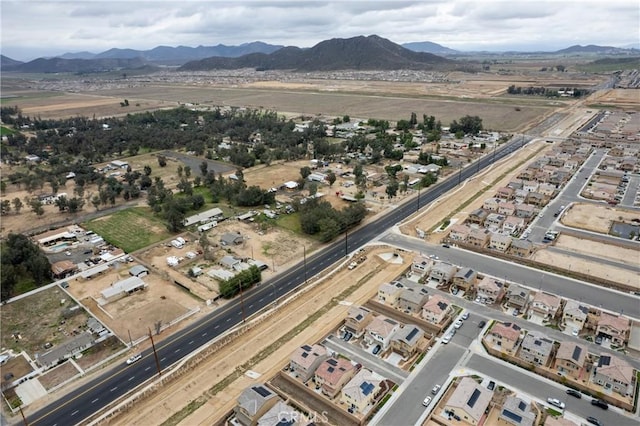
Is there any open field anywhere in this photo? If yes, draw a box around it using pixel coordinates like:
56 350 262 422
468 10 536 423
84 208 171 253
0 286 90 357
561 202 640 234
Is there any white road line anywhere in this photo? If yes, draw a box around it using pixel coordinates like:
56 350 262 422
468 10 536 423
91 398 99 404
128 376 135 381
226 318 231 322
71 410 79 416
160 357 166 362
175 348 181 353
145 366 151 371
202 332 207 336
214 325 219 329
259 298 263 302
110 387 118 392
188 340 194 345
248 304 253 309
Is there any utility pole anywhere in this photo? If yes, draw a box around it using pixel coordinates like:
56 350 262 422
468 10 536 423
148 328 161 376
416 187 421 212
18 405 28 426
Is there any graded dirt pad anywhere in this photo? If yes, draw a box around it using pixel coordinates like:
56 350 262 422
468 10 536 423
108 246 410 426
38 362 80 391
561 202 640 234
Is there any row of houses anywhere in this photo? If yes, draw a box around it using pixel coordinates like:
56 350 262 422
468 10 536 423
485 321 636 397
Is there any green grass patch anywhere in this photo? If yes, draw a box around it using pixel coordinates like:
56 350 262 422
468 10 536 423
276 212 303 234
1 126 18 136
83 207 172 253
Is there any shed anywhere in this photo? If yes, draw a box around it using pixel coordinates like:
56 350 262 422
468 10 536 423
221 232 243 246
100 276 147 303
129 265 149 277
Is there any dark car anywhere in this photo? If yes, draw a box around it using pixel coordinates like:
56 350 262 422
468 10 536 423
586 416 602 426
478 320 486 328
343 331 353 342
595 336 603 345
487 381 496 390
591 399 608 410
565 389 581 399
372 344 381 355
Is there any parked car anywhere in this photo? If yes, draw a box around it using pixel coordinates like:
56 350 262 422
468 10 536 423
487 381 496 391
595 335 603 345
126 354 142 365
565 389 581 399
547 397 565 409
441 333 453 344
478 320 486 328
454 320 463 329
343 331 353 341
431 384 441 395
422 396 432 407
591 399 608 410
512 309 520 316
372 344 381 355
586 416 603 426
462 312 469 320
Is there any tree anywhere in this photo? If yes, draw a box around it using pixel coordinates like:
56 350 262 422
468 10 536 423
199 161 208 177
327 171 336 187
12 197 23 214
1 200 11 215
30 199 44 217
386 179 399 199
55 195 69 211
144 165 152 176
177 165 183 178
163 196 187 232
300 166 312 180
157 155 167 167
91 195 101 211
342 115 350 123
409 112 418 127
184 166 191 178
1 233 53 300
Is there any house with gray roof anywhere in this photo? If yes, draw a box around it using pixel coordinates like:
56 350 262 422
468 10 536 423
257 400 299 426
499 396 536 426
397 288 429 314
444 376 493 425
506 284 531 310
129 264 149 277
428 262 456 284
344 305 373 337
221 232 244 246
390 324 424 359
453 267 477 292
518 333 554 366
36 332 95 369
235 384 280 426
340 369 383 414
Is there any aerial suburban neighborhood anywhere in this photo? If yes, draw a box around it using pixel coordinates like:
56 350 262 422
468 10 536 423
1 6 639 426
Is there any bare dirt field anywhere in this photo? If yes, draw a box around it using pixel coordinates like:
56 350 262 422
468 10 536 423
67 263 200 343
561 202 640 234
589 88 640 109
38 361 80 391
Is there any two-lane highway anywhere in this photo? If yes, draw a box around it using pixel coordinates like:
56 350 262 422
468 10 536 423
28 135 531 425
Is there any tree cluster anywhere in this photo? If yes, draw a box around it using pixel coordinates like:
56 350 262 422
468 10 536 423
298 198 367 243
449 115 483 136
1 233 52 301
219 265 261 298
507 85 588 98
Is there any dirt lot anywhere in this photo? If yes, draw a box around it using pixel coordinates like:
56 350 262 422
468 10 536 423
67 263 200 343
38 361 80 391
561 202 640 234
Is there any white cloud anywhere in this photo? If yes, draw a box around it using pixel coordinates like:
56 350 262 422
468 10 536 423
1 0 637 60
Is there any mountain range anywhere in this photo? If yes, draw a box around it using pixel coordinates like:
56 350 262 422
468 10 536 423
1 36 638 74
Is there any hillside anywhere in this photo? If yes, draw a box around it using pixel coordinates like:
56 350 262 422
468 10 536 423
2 57 158 74
402 41 459 55
179 35 454 71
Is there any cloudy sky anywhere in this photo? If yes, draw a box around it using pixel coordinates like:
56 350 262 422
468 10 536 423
2 0 638 61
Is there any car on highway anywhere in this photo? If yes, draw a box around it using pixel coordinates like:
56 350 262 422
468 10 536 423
126 354 142 365
454 319 463 329
547 397 565 409
422 396 432 407
565 389 581 399
431 384 441 395
591 399 608 410
586 416 603 426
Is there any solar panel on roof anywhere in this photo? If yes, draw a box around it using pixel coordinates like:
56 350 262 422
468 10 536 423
518 401 526 411
302 344 312 351
360 381 375 396
301 352 308 358
327 367 334 373
571 346 582 361
406 327 419 341
502 409 523 423
467 389 481 407
599 355 611 367
355 314 363 321
253 386 272 398
327 358 338 366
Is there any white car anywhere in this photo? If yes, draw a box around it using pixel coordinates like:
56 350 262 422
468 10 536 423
431 384 442 395
547 397 565 410
422 396 432 407
454 320 463 329
126 354 142 365
441 333 453 344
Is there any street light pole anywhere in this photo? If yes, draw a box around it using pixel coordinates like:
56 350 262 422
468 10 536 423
303 245 307 283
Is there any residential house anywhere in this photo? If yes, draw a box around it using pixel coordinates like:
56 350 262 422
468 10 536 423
289 344 328 382
619 156 636 172
129 265 149 278
453 267 477 292
522 181 539 193
467 208 488 226
377 281 405 307
507 181 523 191
220 255 242 270
467 228 491 248
421 294 452 324
485 213 507 232
314 357 358 398
344 305 373 337
549 170 570 186
518 333 554 366
221 232 244 246
526 192 545 207
498 396 536 426
444 376 494 426
448 224 471 242
496 186 515 200
537 183 557 198
592 353 634 396
554 341 587 380
390 324 425 358
411 255 432 276
506 284 531 311
498 201 516 217
397 288 429 314
562 300 589 331
486 322 522 353
36 332 95 369
476 276 505 304
596 312 630 347
483 197 501 212
502 216 525 235
428 262 456 284
257 400 299 426
514 204 536 219
341 369 383 414
508 239 534 257
235 384 279 426
530 292 561 321
489 233 512 252
514 189 528 204
364 315 400 349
